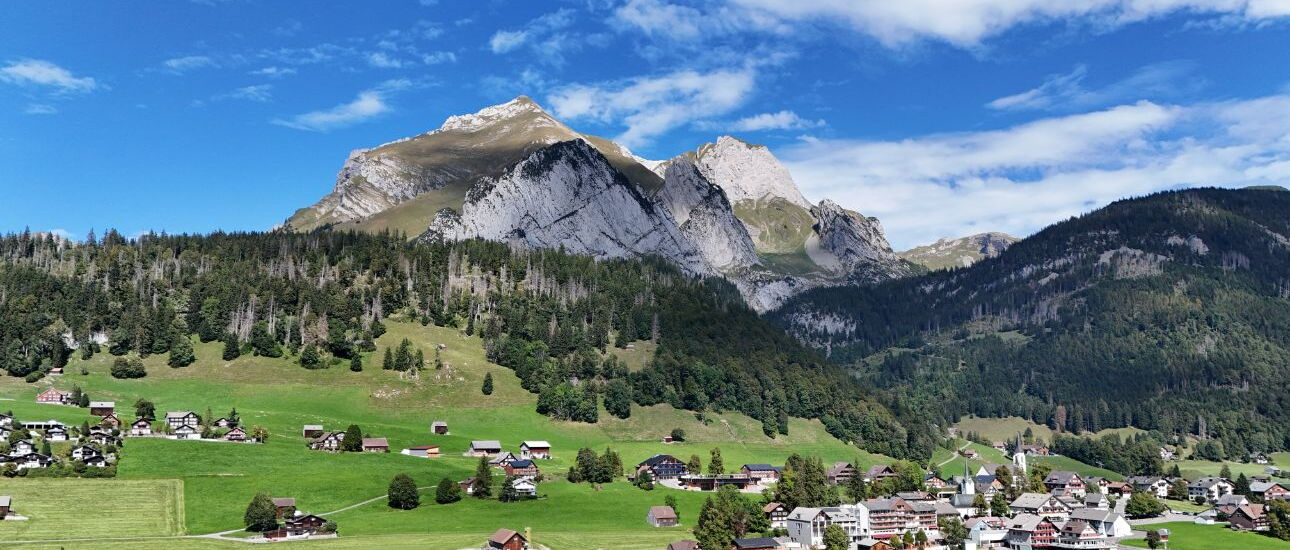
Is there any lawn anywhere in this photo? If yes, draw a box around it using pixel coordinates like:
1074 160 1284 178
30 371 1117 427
0 320 882 547
1121 522 1290 550
1030 455 1124 481
953 416 1144 444
1171 458 1283 480
0 479 183 540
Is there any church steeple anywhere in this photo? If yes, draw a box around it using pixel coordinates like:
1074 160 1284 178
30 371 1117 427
962 458 975 495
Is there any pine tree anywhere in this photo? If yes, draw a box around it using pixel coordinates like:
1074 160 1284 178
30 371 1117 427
481 372 494 395
341 424 363 452
435 476 462 504
387 473 420 509
243 493 277 532
471 456 493 498
350 355 362 372
687 454 702 475
499 475 519 502
1220 464 1232 480
1235 472 1251 496
709 447 724 474
845 468 868 501
382 348 393 370
168 335 195 367
221 333 240 360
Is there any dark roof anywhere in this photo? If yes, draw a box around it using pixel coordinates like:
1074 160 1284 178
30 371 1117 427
508 459 536 468
489 528 523 545
272 497 296 507
639 454 680 467
732 537 780 549
649 506 677 520
742 463 781 471
1045 471 1081 484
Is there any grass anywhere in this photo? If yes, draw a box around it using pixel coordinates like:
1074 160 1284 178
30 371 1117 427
1030 455 1124 481
1170 457 1289 480
610 340 657 372
953 416 1145 445
0 479 183 539
0 320 883 548
1163 498 1211 513
1121 522 1290 549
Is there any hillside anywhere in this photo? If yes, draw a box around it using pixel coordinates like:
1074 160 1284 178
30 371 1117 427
898 232 1018 271
771 188 1290 458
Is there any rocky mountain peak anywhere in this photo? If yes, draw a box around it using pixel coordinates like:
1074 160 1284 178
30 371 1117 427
693 135 811 209
436 95 561 134
898 231 1020 271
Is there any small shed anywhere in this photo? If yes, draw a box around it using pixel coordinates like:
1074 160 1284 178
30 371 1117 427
431 420 448 435
648 505 678 527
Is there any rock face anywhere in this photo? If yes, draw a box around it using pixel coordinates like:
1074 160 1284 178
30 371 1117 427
288 96 913 310
898 232 1020 271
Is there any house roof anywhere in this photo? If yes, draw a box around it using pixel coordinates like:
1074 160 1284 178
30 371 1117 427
788 507 822 521
1006 513 1049 532
508 459 536 468
649 506 677 520
0 496 10 507
732 537 779 549
1126 475 1164 485
408 445 440 450
165 411 195 418
865 464 893 477
489 528 522 544
666 541 699 550
1235 504 1266 519
89 401 114 408
639 454 680 467
1251 481 1287 493
1062 519 1092 534
272 498 296 507
1045 471 1081 484
742 463 782 472
1070 507 1121 523
521 440 550 448
431 420 447 426
361 437 389 447
302 424 323 430
1189 477 1230 489
1216 494 1249 506
471 440 503 450
763 501 785 513
1011 493 1063 510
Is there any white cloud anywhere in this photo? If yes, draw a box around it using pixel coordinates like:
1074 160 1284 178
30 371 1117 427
489 30 530 53
272 88 392 131
548 68 756 147
777 95 1290 248
24 103 57 115
162 55 216 73
721 0 1290 47
988 61 1200 111
0 59 98 93
730 110 824 131
215 84 273 102
366 52 404 68
250 66 296 78
488 9 580 63
421 51 457 64
612 0 788 41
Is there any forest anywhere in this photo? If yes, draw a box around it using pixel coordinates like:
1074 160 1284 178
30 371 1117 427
771 188 1290 457
0 228 932 461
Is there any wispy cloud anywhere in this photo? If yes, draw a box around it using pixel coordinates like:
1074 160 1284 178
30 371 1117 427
249 66 296 78
162 55 217 74
1 59 98 93
488 9 587 65
421 51 457 65
367 52 405 68
215 84 273 102
548 67 756 147
24 103 58 115
489 31 529 53
988 61 1202 112
778 95 1290 248
272 80 409 131
729 110 824 131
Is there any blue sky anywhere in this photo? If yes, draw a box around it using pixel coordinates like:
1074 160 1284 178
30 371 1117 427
3 1 1290 248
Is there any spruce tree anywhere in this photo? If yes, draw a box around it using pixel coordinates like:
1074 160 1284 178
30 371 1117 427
387 473 420 509
221 333 240 360
709 447 724 474
168 336 195 367
350 355 362 372
243 493 277 531
435 476 461 504
499 475 519 502
382 348 393 370
471 456 493 498
340 424 363 452
300 345 322 369
481 372 494 395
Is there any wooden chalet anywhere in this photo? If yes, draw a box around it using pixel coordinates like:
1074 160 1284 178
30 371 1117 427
1231 504 1269 532
99 413 122 429
129 418 153 436
740 464 782 482
487 528 529 550
519 440 551 459
302 425 324 439
678 473 759 491
489 451 521 467
469 440 503 457
636 454 687 480
35 388 69 404
271 497 296 518
763 502 789 529
308 431 344 451
361 437 389 452
827 462 857 485
165 411 200 430
224 427 248 442
89 401 115 416
648 505 678 527
504 459 540 477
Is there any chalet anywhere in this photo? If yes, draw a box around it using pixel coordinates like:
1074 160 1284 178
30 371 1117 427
489 452 521 467
763 502 789 529
89 401 115 416
1230 504 1269 531
1019 444 1050 455
308 431 345 451
678 473 759 491
469 440 503 457
83 455 108 467
856 497 922 539
665 541 699 550
990 441 1008 451
1251 480 1290 501
507 476 536 499
741 464 782 483
1069 507 1132 537
35 388 69 404
963 448 980 459
1056 520 1109 549
1159 446 1177 460
864 464 898 484
165 411 200 430
732 538 780 550
1126 476 1169 498
1004 513 1059 549
44 427 68 442
1251 452 1271 465
1009 493 1072 519
648 505 678 527
787 507 858 548
172 424 201 440
1043 471 1087 497
519 440 551 459
129 419 153 436
0 412 11 427
505 459 540 477
89 432 119 447
271 497 297 518
11 440 36 455
1104 481 1133 497
0 495 9 518
1188 477 1234 503
487 528 528 550
302 425 324 439
1083 492 1110 510
8 452 56 470
827 462 856 485
71 444 101 461
212 417 233 428
430 420 448 435
361 437 389 452
459 478 476 495
224 427 247 442
22 419 66 431
285 513 326 535
637 454 687 480
100 413 122 429
401 445 441 458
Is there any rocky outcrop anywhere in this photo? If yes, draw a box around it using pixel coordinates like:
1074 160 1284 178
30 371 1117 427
693 136 811 209
898 232 1020 271
655 157 760 271
808 199 910 281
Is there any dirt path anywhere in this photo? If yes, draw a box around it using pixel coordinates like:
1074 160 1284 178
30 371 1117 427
936 441 972 468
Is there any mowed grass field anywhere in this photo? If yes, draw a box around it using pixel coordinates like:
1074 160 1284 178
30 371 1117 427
0 320 885 549
930 438 1121 481
0 479 183 539
1121 522 1290 550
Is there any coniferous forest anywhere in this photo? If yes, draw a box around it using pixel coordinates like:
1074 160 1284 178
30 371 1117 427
0 229 931 461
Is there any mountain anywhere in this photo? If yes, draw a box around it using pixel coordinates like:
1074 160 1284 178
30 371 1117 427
286 97 910 311
898 232 1019 271
769 187 1290 458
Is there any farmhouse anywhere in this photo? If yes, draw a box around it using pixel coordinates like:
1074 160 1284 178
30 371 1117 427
1069 507 1132 537
401 445 441 458
8 452 56 470
302 425 324 439
489 452 521 467
172 424 200 440
647 505 678 527
0 495 9 518
1230 504 1269 531
71 444 101 461
100 413 122 428
89 431 119 447
129 419 153 436
469 440 503 457
430 420 448 435
1019 444 1050 455
11 439 36 455
763 502 789 529
1056 519 1108 549
504 459 540 477
741 463 783 483
283 513 326 536
44 426 69 441
224 427 247 442
1010 493 1072 519
272 497 297 518
678 473 760 492
83 455 109 467
35 388 69 404
864 464 898 484
826 462 856 485
487 528 528 550
1043 471 1087 497
636 454 688 480
89 401 115 416
519 440 551 459
165 411 200 430
1126 476 1169 498
361 437 389 452
212 417 234 428
308 431 345 451
1251 480 1290 502
1188 477 1235 502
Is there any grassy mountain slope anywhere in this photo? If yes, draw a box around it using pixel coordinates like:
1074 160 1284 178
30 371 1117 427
771 188 1290 457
